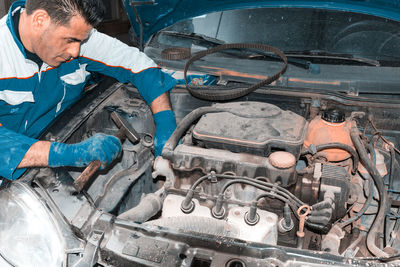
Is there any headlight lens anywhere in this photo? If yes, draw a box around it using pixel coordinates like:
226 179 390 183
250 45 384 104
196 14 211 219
0 183 64 267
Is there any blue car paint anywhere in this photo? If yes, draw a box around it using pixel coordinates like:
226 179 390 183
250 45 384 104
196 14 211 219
122 0 400 42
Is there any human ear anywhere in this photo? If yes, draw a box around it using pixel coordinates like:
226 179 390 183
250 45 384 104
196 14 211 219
31 9 51 31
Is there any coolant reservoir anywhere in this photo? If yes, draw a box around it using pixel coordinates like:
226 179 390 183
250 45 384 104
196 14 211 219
304 110 354 162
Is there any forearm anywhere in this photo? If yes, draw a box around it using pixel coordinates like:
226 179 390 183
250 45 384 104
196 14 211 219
14 96 171 169
151 92 176 156
150 92 172 113
17 141 51 168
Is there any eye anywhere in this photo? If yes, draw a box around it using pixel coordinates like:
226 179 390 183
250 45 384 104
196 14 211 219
66 38 82 44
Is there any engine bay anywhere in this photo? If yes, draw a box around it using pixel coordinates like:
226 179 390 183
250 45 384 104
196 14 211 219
29 81 400 265
152 101 379 254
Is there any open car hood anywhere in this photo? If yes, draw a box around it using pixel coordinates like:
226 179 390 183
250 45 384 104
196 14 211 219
121 0 400 42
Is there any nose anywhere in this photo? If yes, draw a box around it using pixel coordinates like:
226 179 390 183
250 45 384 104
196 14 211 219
67 42 81 59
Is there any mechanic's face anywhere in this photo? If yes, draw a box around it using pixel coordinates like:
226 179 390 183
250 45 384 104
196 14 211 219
34 14 92 67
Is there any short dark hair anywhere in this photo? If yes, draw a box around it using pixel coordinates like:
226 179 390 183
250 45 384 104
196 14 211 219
25 0 105 27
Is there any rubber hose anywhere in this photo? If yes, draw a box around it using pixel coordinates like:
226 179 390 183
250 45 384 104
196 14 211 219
144 216 240 237
312 199 333 210
307 222 330 232
309 208 333 218
388 147 397 246
307 214 331 225
161 106 226 159
350 126 389 258
389 147 395 193
370 143 391 248
117 192 163 223
367 140 377 167
339 177 373 228
301 142 359 174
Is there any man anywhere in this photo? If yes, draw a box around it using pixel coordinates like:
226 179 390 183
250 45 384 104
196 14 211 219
0 0 177 180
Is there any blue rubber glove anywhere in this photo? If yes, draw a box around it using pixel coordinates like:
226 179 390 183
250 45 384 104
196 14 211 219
153 110 177 157
48 133 122 169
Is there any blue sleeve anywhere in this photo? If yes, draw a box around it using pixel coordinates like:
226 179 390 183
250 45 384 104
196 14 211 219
0 127 37 180
79 30 176 104
81 59 176 104
130 68 176 104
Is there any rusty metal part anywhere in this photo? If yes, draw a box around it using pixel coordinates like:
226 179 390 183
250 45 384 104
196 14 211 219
161 47 191 60
269 151 296 169
73 111 140 192
296 204 311 238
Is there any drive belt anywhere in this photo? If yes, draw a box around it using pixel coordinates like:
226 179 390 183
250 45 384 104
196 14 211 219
184 43 288 101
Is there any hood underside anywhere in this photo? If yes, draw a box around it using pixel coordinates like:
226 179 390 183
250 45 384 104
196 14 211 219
121 0 400 42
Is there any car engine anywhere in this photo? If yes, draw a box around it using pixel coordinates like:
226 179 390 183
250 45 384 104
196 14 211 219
108 98 388 256
32 83 399 264
153 102 308 246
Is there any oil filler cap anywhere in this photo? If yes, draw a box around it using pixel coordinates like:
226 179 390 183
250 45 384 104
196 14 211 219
269 151 296 169
322 109 345 123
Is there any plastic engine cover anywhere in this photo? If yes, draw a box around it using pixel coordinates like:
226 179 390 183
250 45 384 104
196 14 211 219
192 102 308 157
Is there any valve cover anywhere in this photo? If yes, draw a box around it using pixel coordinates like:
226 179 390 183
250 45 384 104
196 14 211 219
192 102 308 157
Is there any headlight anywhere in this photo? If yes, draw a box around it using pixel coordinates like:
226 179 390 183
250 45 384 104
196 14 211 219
0 183 64 267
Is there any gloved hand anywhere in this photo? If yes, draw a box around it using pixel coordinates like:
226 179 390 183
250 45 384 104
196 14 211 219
153 110 177 157
48 133 122 169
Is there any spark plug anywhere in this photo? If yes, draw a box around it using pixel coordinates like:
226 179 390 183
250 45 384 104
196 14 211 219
212 194 225 219
245 201 260 226
180 189 195 214
278 204 294 233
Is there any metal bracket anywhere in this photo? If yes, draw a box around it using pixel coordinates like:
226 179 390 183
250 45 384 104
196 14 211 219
128 0 155 51
72 231 104 267
347 86 359 96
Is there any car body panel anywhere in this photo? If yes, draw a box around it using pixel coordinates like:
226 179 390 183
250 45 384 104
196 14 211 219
122 0 400 41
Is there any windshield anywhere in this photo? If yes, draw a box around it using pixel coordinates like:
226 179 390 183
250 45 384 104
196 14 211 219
152 7 400 64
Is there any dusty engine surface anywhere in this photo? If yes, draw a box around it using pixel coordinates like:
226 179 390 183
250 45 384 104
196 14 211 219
168 102 307 187
192 102 308 156
151 102 360 251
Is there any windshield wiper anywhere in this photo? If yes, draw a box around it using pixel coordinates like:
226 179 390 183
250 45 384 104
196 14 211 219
284 49 380 66
245 49 320 74
160 31 319 73
160 31 226 47
160 31 324 72
160 31 380 67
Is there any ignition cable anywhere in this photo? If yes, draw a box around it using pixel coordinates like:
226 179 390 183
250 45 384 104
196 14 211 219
219 179 304 208
218 174 304 207
255 193 300 216
187 173 304 207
